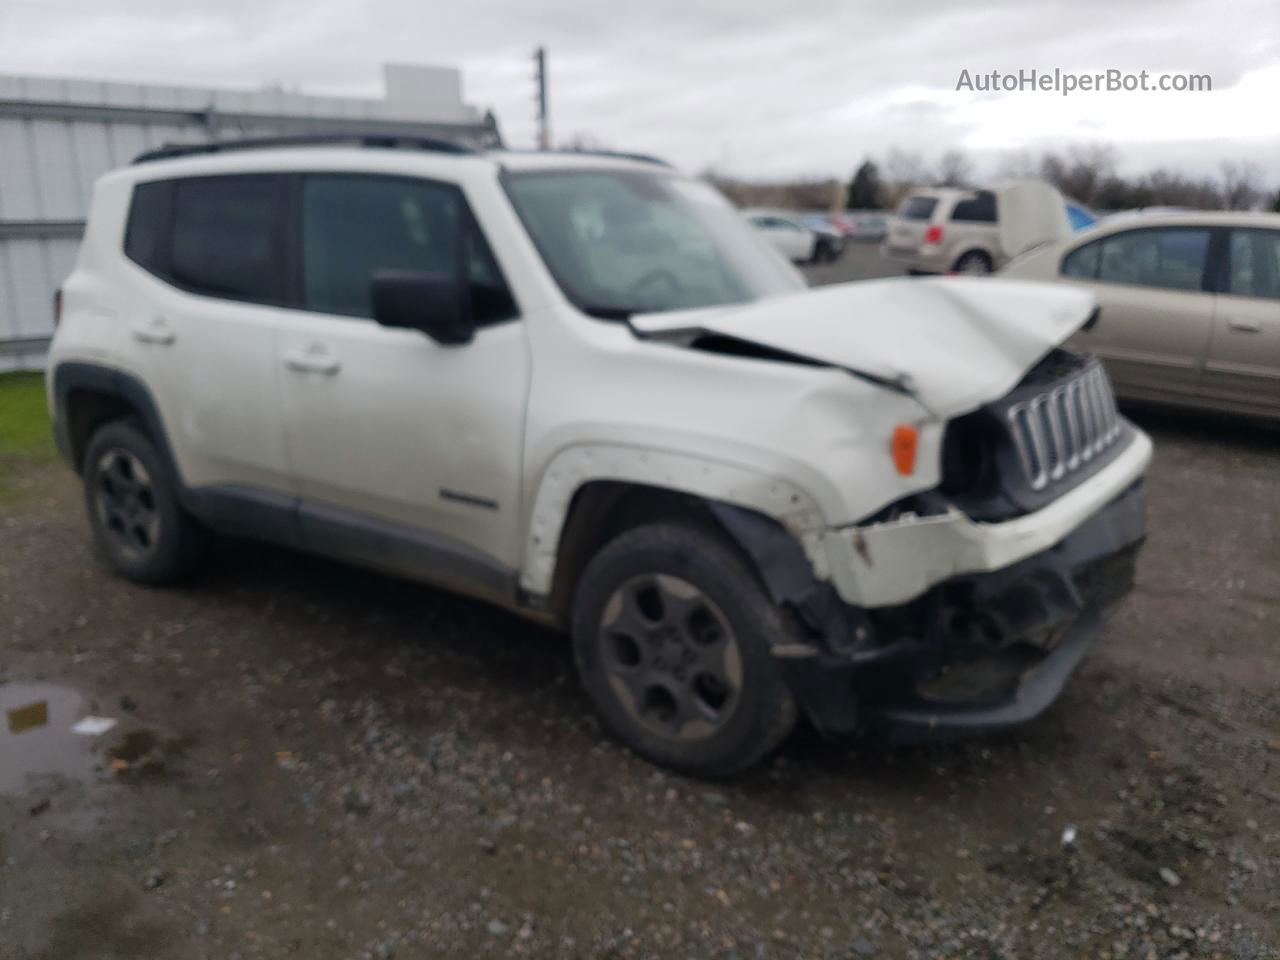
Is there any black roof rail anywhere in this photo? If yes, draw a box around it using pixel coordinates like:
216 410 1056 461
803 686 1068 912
133 132 478 165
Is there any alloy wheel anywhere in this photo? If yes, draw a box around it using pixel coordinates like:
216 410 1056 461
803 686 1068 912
598 574 743 742
94 448 161 559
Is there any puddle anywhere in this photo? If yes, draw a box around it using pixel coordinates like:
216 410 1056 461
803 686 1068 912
1 683 102 794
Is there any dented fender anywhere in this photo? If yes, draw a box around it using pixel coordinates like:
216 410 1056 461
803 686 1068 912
519 444 830 597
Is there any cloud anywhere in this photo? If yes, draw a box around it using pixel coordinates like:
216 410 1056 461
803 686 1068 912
1 0 1276 182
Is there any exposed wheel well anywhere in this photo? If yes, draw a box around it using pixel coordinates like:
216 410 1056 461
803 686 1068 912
63 388 146 473
546 482 722 624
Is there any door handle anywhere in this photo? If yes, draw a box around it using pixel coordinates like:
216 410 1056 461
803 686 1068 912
131 317 175 345
284 346 341 375
1227 317 1262 333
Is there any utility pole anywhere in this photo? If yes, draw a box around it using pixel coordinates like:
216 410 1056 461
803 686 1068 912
534 46 549 150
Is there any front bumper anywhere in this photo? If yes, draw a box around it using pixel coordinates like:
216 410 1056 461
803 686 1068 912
867 604 1102 741
816 426 1152 609
777 477 1146 740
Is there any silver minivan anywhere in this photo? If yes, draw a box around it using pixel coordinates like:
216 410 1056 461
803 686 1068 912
883 182 1071 275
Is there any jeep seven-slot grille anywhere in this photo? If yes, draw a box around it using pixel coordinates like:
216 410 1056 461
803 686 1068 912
1006 362 1121 492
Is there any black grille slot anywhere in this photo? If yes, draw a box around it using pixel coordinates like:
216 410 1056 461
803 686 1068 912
940 350 1131 521
1006 358 1121 492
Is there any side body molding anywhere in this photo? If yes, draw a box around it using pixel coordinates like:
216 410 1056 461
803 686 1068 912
521 444 829 596
50 361 515 606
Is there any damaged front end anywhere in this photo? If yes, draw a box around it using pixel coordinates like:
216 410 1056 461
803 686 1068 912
713 349 1150 742
725 480 1144 741
814 481 1142 740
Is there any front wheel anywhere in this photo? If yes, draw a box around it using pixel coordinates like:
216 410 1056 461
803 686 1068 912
571 522 798 777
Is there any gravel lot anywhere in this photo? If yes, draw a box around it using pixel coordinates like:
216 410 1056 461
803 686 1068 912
2 244 1277 959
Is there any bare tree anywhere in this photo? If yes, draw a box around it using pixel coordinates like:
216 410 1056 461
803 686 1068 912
882 149 933 207
1221 161 1264 210
701 173 841 211
995 149 1037 180
1039 145 1116 204
708 148 1263 215
937 149 975 187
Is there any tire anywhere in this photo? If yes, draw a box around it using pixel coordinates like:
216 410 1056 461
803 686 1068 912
953 250 993 275
811 239 832 264
83 419 209 584
571 522 798 777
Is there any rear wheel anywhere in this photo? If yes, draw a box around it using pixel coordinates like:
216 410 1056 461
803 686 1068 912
83 420 208 584
953 250 993 275
571 522 797 777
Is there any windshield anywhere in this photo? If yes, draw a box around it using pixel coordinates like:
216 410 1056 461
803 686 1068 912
502 169 805 318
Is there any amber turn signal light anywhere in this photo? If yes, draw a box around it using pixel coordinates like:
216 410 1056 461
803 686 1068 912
890 424 918 475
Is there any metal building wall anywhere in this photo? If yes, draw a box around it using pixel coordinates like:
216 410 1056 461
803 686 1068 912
0 64 499 371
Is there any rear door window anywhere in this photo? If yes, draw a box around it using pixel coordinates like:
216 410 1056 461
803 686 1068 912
899 196 939 221
1097 228 1211 292
169 175 289 305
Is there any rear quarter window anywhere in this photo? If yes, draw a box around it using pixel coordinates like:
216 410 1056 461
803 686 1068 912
123 181 174 276
899 196 939 221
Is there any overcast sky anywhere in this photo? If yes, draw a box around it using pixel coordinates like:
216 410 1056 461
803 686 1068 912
3 0 1278 185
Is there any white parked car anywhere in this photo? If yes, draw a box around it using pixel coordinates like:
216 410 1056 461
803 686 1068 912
48 135 1151 775
742 208 825 263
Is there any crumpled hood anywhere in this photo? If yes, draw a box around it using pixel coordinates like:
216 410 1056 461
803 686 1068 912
630 277 1096 416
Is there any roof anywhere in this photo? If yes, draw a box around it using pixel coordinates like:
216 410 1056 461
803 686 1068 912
127 134 670 176
1095 209 1280 229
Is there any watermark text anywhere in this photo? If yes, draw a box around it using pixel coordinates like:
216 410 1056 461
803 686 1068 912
956 68 1212 96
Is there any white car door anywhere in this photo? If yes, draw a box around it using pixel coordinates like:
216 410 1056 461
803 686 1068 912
275 173 530 589
122 174 294 499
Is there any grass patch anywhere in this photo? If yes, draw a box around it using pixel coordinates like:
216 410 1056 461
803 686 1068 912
0 372 55 461
0 372 57 506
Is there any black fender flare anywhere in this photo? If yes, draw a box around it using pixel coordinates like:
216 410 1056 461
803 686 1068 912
51 361 182 483
706 502 868 653
707 502 870 736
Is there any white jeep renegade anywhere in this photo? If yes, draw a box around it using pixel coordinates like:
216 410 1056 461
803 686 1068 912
47 135 1151 776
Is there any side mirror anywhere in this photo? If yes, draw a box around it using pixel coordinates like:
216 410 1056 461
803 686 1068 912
371 270 474 346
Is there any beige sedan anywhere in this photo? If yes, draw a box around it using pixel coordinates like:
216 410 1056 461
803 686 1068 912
1000 211 1280 420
